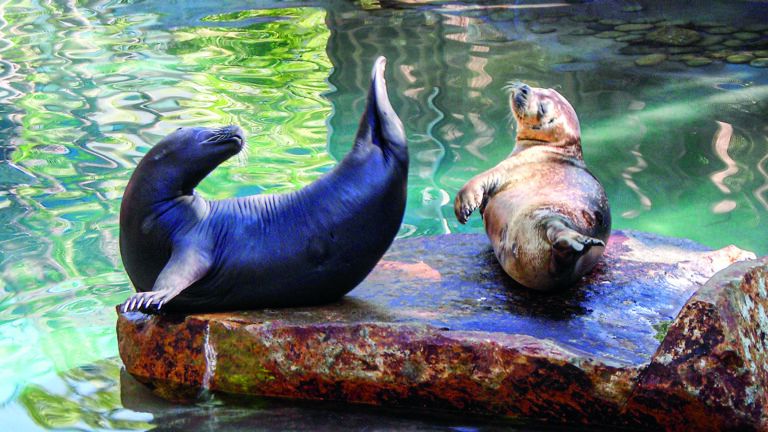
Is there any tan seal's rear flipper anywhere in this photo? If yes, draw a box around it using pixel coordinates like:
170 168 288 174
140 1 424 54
546 218 605 278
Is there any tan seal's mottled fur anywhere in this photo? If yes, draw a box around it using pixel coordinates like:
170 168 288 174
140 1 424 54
454 83 610 291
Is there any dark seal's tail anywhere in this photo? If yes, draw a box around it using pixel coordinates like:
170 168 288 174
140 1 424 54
355 56 407 155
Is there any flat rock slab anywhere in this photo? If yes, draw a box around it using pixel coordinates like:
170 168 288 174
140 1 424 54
117 231 766 430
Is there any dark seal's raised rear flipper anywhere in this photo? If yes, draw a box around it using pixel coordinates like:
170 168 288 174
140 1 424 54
122 244 211 312
354 56 406 153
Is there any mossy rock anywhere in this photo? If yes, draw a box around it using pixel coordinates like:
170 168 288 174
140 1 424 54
596 30 626 39
616 34 645 43
599 19 626 26
616 23 654 32
744 23 768 32
646 26 701 46
697 35 725 47
631 17 663 24
686 57 713 67
620 45 656 55
754 50 768 57
707 26 738 35
538 17 560 24
622 5 644 12
635 53 667 66
659 19 692 27
569 28 597 36
726 54 754 64
733 32 760 41
750 57 768 67
696 21 725 28
678 54 699 61
588 22 617 31
530 25 557 34
554 55 576 64
571 15 598 23
723 39 747 48
668 53 693 61
708 50 735 60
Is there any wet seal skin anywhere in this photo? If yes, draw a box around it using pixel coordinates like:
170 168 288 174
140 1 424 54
120 57 408 313
454 83 610 291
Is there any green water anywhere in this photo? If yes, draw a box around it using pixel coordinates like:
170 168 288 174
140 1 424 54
0 0 767 429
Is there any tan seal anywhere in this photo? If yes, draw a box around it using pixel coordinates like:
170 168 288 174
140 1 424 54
454 83 610 291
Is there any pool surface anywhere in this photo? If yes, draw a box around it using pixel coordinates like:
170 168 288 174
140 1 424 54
1 0 767 429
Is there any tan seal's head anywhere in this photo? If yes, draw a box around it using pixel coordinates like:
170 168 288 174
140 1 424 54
506 83 581 156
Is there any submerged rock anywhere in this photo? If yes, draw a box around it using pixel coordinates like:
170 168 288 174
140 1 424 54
117 231 763 429
621 5 644 13
707 26 738 35
595 30 625 39
646 26 702 46
745 23 768 32
615 23 654 32
686 57 713 67
599 18 626 26
726 53 754 64
709 49 735 60
734 31 761 41
529 24 556 34
569 28 597 36
635 53 667 66
750 58 768 67
697 35 726 47
724 39 747 48
616 34 645 43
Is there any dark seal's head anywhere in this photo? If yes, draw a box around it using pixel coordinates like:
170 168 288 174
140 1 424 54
507 83 581 157
133 125 246 199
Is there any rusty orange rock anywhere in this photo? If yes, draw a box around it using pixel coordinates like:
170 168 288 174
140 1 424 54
117 231 765 429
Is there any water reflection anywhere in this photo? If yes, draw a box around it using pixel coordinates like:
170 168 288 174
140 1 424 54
0 0 766 429
18 357 538 431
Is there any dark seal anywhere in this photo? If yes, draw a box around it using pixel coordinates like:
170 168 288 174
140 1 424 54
120 57 407 313
454 83 610 291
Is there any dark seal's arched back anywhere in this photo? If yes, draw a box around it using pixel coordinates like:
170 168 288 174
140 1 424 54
120 57 408 313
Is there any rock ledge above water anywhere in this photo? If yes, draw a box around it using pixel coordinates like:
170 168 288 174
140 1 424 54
117 231 767 430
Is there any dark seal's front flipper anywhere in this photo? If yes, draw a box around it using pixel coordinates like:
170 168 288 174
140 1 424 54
545 219 605 278
122 245 211 312
355 56 406 153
